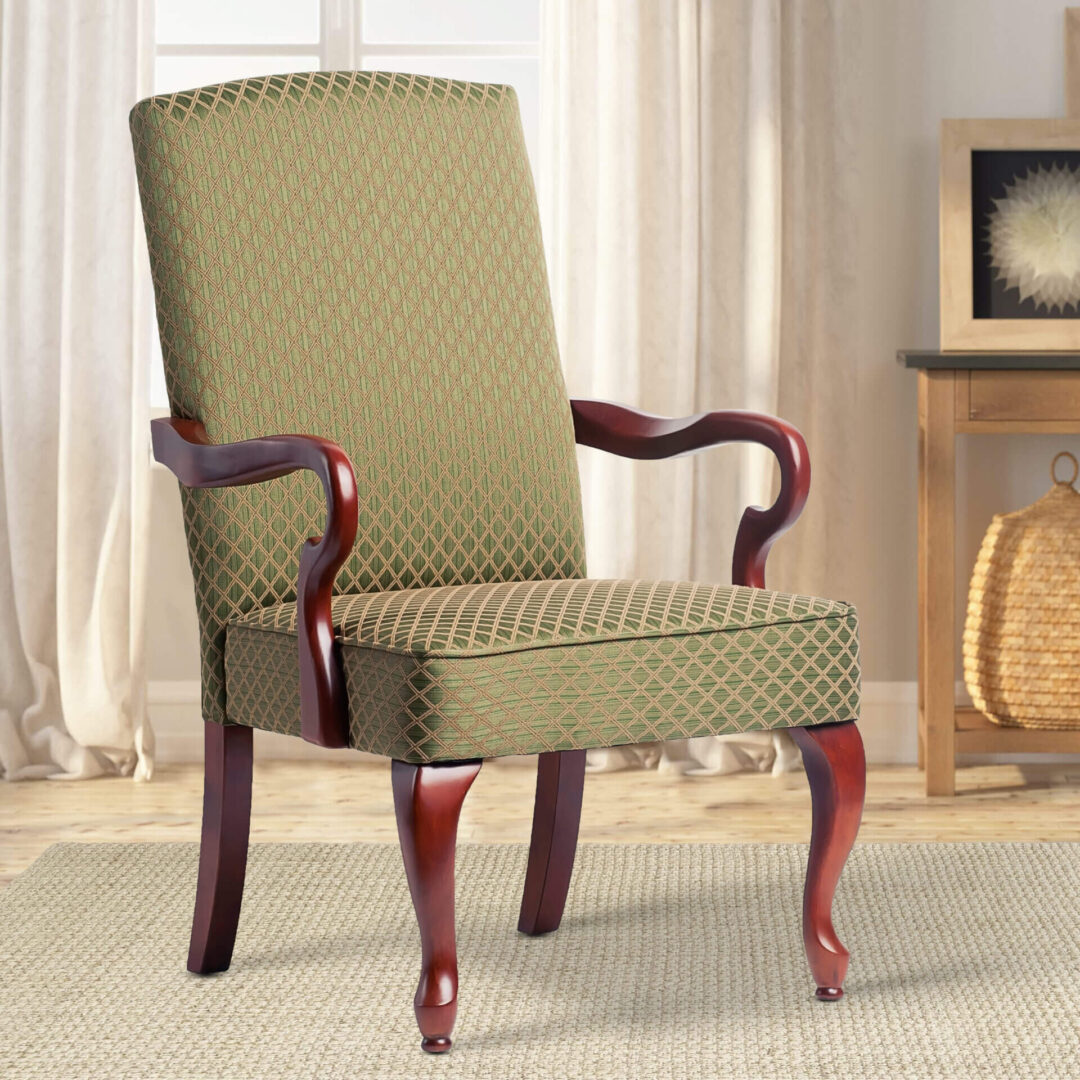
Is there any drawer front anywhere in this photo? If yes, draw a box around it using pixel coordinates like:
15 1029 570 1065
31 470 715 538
966 371 1080 421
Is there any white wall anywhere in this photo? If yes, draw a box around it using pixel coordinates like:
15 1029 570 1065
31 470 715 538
146 1 1080 762
850 0 1079 685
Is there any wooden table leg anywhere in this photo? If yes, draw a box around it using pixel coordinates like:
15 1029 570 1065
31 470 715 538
918 370 957 796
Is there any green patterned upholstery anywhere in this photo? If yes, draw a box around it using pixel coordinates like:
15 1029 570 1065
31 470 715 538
225 580 860 762
131 71 862 757
130 72 586 725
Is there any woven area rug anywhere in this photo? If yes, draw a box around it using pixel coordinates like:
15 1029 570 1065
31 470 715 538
3 842 1080 1080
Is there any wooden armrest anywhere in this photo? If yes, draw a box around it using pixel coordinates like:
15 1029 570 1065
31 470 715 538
151 417 359 748
569 399 810 589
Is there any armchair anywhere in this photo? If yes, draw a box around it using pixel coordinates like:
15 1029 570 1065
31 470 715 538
131 70 863 1054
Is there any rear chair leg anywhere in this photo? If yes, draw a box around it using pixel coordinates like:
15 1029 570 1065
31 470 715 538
188 722 253 975
788 721 865 1000
392 759 482 1054
518 749 586 935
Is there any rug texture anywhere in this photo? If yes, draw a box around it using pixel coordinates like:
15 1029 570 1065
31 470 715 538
2 842 1080 1079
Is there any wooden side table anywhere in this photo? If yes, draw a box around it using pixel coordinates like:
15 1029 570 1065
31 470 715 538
901 351 1080 795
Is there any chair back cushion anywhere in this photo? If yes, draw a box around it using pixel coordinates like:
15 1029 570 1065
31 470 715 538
130 71 586 723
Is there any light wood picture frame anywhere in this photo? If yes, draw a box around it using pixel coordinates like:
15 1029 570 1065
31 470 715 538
1067 7 1080 118
940 117 1080 350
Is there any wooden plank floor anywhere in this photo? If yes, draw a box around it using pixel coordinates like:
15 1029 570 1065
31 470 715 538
4 760 1080 887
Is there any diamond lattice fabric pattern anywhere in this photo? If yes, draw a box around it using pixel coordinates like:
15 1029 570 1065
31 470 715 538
225 580 861 761
130 72 586 725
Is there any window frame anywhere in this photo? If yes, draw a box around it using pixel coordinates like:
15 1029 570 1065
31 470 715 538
154 4 539 86
148 0 541 412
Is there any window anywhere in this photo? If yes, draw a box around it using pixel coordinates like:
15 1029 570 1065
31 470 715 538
149 0 541 409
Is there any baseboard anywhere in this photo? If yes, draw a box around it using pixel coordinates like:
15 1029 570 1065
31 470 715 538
149 679 925 766
858 681 919 765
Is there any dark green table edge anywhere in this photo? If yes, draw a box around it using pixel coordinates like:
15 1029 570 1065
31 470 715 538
898 350 1080 370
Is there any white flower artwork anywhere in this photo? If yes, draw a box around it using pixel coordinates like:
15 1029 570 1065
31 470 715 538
987 163 1080 313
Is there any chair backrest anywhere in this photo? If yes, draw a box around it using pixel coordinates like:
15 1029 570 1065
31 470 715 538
130 71 586 724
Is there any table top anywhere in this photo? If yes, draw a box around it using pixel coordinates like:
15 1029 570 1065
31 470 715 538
898 350 1080 370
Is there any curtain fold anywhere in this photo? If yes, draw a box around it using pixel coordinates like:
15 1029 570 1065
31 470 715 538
540 0 862 775
0 0 154 780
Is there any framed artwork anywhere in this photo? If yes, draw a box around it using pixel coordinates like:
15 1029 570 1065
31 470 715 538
940 118 1080 349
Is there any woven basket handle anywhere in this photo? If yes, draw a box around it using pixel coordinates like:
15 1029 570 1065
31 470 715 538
1052 451 1079 487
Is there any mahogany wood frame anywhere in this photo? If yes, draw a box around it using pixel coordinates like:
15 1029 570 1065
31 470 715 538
151 417 358 748
788 721 865 998
187 721 252 974
570 399 810 588
517 749 587 936
391 759 482 1053
159 397 861 1053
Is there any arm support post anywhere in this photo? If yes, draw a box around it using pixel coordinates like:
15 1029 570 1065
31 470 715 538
570 399 810 588
151 417 359 747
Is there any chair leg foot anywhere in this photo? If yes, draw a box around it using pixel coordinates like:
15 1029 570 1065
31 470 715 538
420 1036 452 1054
187 722 253 975
518 749 586 936
392 759 482 1054
788 721 865 999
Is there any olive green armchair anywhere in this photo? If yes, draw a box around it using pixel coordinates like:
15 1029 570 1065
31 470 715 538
130 70 864 1055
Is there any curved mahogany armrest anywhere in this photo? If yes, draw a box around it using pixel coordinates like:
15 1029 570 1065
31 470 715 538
570 399 810 589
151 417 359 748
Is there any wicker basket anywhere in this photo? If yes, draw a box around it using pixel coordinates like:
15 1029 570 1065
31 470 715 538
964 451 1080 729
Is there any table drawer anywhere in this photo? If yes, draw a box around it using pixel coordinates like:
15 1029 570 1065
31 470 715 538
963 370 1080 421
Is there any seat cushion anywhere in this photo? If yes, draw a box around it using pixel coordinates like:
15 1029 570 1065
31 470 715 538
224 579 860 762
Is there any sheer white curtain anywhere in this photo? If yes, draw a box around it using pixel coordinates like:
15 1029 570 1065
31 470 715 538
0 0 154 780
540 0 861 774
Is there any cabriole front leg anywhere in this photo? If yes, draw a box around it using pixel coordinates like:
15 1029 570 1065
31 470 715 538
392 759 482 1053
788 721 865 1000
